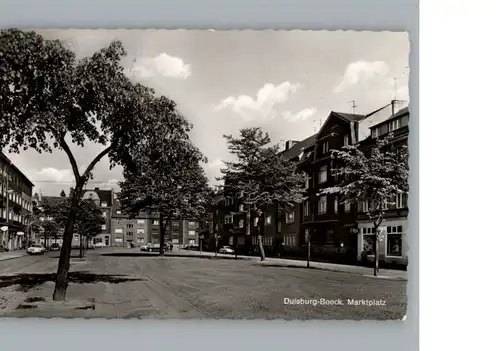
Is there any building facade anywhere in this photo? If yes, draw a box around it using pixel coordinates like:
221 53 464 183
356 106 409 266
0 152 34 250
212 101 409 267
76 187 113 247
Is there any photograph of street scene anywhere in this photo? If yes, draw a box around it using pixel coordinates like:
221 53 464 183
0 29 409 319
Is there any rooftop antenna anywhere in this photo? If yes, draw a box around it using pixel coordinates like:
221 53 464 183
313 119 318 133
349 100 357 114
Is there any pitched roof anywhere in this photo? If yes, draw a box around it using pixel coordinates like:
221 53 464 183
282 133 318 160
369 106 410 130
335 112 366 122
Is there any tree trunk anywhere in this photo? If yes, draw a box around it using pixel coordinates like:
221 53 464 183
307 233 311 268
215 236 219 257
79 235 84 259
53 185 83 301
258 212 266 261
159 211 165 256
373 225 380 277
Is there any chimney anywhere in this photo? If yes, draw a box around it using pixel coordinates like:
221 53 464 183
391 100 396 116
285 140 299 150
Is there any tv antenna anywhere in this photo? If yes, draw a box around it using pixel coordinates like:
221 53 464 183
349 100 357 114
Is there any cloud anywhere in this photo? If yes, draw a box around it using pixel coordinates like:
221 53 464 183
215 82 301 121
208 158 224 169
34 168 73 182
131 53 191 79
334 60 390 93
281 108 317 123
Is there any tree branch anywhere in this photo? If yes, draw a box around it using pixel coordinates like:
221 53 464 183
58 134 81 182
81 142 116 182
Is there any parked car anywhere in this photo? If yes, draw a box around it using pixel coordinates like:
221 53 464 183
140 243 152 252
218 246 235 254
27 244 45 255
94 242 104 248
50 243 60 251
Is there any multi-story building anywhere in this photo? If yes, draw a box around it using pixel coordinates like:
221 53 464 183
72 187 114 247
33 194 65 246
149 217 200 247
356 106 409 266
213 101 409 266
110 198 149 247
110 194 201 248
0 152 34 250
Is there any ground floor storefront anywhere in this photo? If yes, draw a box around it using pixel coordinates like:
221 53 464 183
0 223 27 251
357 218 408 266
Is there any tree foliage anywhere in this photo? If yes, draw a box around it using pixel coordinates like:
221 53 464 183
0 29 191 300
322 133 409 275
218 127 304 260
118 116 211 255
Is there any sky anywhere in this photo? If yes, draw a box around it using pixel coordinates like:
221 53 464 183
4 30 409 197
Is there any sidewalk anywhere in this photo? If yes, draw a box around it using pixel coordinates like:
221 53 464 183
0 250 27 262
161 249 408 280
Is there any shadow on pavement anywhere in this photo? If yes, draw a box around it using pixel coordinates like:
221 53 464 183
100 252 248 260
0 271 143 292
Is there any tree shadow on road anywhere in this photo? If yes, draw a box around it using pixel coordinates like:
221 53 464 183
0 271 143 292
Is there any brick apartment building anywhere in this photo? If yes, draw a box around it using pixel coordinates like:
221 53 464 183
212 101 410 266
356 106 409 266
110 194 201 248
0 152 34 250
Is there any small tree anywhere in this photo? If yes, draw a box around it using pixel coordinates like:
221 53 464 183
0 30 189 300
323 133 409 276
218 128 304 261
60 190 66 198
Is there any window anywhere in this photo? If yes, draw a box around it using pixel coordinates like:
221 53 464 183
189 239 196 246
225 197 234 206
285 211 295 224
396 193 408 208
172 239 179 244
387 225 403 257
372 127 379 138
114 238 122 243
188 230 196 236
318 196 327 214
114 228 123 234
137 219 145 224
284 234 297 246
333 197 338 214
116 210 122 215
254 217 259 227
172 221 179 227
239 204 244 212
101 201 107 207
362 229 376 255
137 238 145 243
266 216 272 225
127 224 133 228
277 220 281 233
239 219 244 228
153 220 159 225
102 212 107 218
303 200 310 217
389 119 400 132
343 134 349 146
252 236 258 245
345 201 351 212
237 236 245 245
318 166 327 184
361 201 369 213
224 215 233 224
137 229 145 234
322 141 329 155
101 224 106 230
127 231 133 236
189 221 196 227
263 236 273 246
305 173 310 189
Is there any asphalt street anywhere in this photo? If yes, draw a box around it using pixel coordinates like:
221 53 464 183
0 249 407 319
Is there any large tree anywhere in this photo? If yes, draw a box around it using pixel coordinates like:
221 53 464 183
322 133 409 276
0 29 189 300
218 128 304 261
118 128 211 256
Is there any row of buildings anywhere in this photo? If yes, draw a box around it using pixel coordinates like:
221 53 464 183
0 152 35 251
210 100 410 267
35 188 201 249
